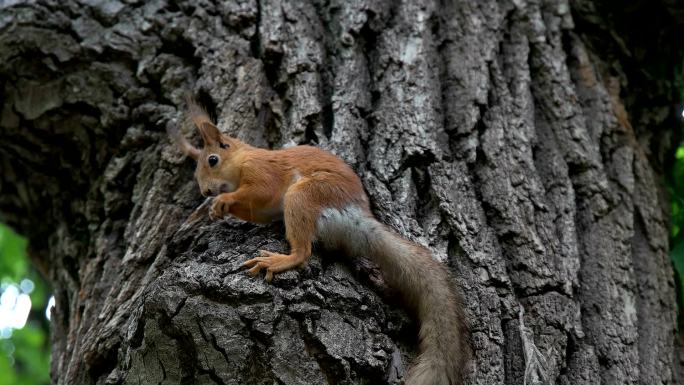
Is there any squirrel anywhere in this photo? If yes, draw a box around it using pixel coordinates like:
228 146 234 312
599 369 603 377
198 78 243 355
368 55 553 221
168 99 471 385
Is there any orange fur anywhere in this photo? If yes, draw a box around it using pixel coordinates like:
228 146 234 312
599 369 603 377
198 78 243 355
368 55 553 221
171 99 469 384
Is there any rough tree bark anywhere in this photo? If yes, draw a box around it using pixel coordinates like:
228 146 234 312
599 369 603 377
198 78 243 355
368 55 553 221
0 0 682 384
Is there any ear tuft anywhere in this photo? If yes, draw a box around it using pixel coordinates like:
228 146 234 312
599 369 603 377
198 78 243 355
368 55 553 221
185 94 214 131
184 95 223 146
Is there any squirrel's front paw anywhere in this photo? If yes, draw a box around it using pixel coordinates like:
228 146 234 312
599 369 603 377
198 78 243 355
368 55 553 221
209 195 232 220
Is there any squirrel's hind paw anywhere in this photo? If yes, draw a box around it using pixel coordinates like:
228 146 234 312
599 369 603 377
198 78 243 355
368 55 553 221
242 250 306 282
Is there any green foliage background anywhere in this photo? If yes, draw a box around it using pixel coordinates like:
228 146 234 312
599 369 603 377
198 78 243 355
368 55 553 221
0 224 50 385
670 144 684 326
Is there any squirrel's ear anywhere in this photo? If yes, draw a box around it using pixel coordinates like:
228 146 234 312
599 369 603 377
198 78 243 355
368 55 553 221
166 122 200 161
185 96 221 146
185 144 200 160
198 121 223 146
178 136 200 161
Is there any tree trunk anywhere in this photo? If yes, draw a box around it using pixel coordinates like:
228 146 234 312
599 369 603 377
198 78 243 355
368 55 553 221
0 0 681 384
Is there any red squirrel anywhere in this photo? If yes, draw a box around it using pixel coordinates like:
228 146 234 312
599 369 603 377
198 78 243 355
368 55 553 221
168 99 470 385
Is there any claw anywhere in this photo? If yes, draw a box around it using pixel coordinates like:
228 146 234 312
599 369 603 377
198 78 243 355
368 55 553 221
247 264 261 276
242 250 303 282
243 256 267 267
242 259 257 268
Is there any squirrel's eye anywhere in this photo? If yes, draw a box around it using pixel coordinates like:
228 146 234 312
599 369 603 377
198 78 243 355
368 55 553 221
208 155 219 167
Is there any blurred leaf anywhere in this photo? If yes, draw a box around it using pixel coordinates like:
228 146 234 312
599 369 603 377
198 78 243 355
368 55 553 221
677 147 684 159
0 350 18 385
12 325 50 384
670 139 684 327
671 240 684 303
0 224 29 284
0 224 50 385
28 273 49 310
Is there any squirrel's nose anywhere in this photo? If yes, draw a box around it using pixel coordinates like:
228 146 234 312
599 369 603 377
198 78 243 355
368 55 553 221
203 188 213 196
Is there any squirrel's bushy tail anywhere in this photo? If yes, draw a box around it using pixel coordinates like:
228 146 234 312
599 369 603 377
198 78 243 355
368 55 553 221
316 206 470 385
